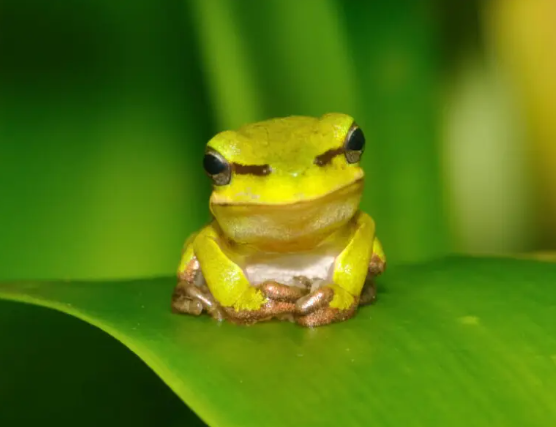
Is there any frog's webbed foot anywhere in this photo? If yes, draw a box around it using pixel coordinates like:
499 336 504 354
294 285 359 327
172 280 225 321
359 279 377 306
359 253 383 307
369 253 386 276
221 280 310 325
171 282 203 316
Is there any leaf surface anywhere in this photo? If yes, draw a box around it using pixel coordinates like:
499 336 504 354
1 256 555 427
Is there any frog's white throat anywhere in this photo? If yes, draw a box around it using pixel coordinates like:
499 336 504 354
243 245 339 288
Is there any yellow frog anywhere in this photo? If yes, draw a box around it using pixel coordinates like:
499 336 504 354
172 113 386 327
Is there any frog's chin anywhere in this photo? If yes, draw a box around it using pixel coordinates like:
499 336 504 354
210 179 363 253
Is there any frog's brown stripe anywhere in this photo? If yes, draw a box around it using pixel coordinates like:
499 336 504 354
233 163 272 176
314 147 344 166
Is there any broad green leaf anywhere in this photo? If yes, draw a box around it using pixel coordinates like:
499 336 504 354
0 301 205 427
1 256 556 427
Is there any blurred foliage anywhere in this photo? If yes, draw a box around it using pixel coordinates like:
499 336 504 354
0 0 213 281
485 0 556 248
0 0 554 282
0 0 453 282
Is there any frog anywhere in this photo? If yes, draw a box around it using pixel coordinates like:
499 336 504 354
171 113 386 327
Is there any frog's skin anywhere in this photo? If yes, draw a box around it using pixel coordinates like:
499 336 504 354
172 113 386 327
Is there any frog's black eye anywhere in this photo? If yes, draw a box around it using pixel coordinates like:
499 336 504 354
203 149 231 186
344 125 365 164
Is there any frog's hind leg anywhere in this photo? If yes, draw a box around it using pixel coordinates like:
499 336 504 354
369 237 386 276
172 280 203 315
174 258 311 325
358 278 377 306
359 236 386 307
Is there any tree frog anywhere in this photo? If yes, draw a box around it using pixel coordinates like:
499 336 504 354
172 113 386 327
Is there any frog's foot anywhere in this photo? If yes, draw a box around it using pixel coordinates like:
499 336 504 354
294 285 359 327
221 281 309 325
178 257 200 284
369 254 386 276
171 280 224 321
359 279 377 306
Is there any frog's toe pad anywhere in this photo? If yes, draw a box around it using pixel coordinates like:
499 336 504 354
172 280 223 320
171 296 203 316
221 300 297 325
369 254 386 276
359 280 377 306
295 303 357 327
171 283 203 315
259 281 309 302
295 286 335 314
293 285 359 327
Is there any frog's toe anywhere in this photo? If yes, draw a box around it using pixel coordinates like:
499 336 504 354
259 280 309 302
295 286 335 315
171 297 203 316
369 254 386 276
359 279 377 306
295 303 357 327
185 285 224 320
171 281 223 320
294 285 359 327
171 283 203 315
221 296 298 325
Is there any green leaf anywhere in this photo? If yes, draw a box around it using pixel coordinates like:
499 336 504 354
0 301 205 427
1 256 556 427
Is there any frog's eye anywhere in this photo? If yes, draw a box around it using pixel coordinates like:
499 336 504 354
344 125 365 164
203 149 231 186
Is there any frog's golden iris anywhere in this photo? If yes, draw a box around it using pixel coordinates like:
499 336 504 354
174 113 386 327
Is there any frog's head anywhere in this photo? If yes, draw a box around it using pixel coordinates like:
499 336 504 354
203 113 365 252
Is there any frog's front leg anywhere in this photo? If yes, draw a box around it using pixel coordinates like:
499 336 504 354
295 212 378 327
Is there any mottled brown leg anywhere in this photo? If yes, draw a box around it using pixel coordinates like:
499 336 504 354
185 284 224 321
296 296 359 327
294 286 359 327
172 257 225 320
171 281 203 315
172 280 226 320
295 286 335 315
369 254 386 276
359 280 377 306
178 258 200 283
259 281 309 301
221 281 309 325
172 264 377 327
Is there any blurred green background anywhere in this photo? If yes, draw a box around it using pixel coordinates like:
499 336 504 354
1 0 556 424
2 0 555 282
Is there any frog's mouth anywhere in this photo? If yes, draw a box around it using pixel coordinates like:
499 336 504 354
211 177 364 208
210 178 364 252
